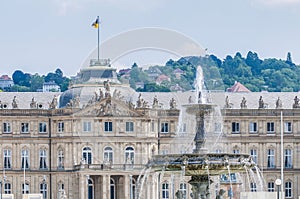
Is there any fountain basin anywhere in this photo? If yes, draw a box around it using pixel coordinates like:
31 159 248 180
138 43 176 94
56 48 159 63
149 153 255 176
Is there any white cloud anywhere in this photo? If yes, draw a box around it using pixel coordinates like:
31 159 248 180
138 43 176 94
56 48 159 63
253 0 300 6
52 0 165 15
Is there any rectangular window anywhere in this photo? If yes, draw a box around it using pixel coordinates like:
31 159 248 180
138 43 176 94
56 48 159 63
250 149 258 164
162 183 169 199
161 122 169 133
284 122 292 133
232 122 240 133
104 122 113 132
179 183 187 199
268 182 275 192
267 122 275 133
250 182 257 192
267 149 275 168
233 149 240 154
249 122 257 133
40 183 47 199
21 123 29 133
83 121 92 132
3 122 11 133
22 183 30 194
57 150 64 169
284 149 292 168
4 149 11 169
21 150 29 169
39 122 47 133
58 122 64 133
285 181 292 198
39 149 47 169
4 183 11 194
126 122 134 132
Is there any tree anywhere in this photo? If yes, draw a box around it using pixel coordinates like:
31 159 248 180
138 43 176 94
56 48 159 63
12 70 25 85
30 73 44 92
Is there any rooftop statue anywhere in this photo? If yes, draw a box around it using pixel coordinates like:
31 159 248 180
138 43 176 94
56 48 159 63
170 97 176 109
30 97 37 109
12 96 18 109
276 97 282 109
49 95 58 109
224 96 233 109
240 97 247 109
293 96 300 108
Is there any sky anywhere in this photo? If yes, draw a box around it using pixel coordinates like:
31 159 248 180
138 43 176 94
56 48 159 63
1 0 300 77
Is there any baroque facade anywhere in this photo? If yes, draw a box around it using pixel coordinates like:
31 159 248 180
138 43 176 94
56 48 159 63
0 60 299 199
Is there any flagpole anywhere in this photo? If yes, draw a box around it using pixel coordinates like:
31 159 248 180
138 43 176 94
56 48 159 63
97 16 100 61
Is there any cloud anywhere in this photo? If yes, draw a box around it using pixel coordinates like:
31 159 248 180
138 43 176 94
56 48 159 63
253 0 300 6
52 0 165 15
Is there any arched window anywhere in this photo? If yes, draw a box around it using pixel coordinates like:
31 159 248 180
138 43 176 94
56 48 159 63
110 178 115 199
125 147 134 164
131 177 136 199
104 147 113 163
82 147 92 164
162 182 169 199
21 149 30 169
57 148 64 169
88 179 94 199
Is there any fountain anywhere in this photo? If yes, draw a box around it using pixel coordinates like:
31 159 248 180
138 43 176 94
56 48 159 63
147 66 256 199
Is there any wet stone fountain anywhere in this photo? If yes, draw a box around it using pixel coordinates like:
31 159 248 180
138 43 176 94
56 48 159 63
147 66 256 199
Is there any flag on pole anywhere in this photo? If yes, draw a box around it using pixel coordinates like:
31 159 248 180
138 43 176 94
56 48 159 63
92 17 99 28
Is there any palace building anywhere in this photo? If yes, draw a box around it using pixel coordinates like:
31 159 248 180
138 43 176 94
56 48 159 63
0 59 299 199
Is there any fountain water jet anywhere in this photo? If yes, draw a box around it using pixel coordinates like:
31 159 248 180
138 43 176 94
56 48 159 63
148 65 256 199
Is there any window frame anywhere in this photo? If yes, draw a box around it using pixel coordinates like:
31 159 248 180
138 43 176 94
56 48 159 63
21 122 29 133
3 122 11 134
267 122 275 133
83 121 92 132
39 122 47 133
249 122 257 133
104 121 113 132
231 122 240 133
161 122 169 133
125 121 134 132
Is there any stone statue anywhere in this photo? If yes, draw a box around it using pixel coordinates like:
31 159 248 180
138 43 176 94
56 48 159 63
153 96 159 108
216 189 226 199
258 96 264 109
104 80 110 92
49 95 58 109
30 97 37 109
12 96 18 109
224 96 233 108
175 190 184 199
293 96 300 108
99 88 104 100
170 98 176 109
276 97 282 109
240 97 247 109
73 95 80 108
188 96 193 104
137 94 143 108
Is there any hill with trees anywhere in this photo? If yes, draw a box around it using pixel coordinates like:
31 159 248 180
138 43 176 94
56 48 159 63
119 51 300 92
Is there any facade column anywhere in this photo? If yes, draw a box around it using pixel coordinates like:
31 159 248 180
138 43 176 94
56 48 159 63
79 174 85 199
124 175 129 199
102 175 110 199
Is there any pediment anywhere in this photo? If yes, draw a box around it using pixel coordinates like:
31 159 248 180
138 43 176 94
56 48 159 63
73 98 142 117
